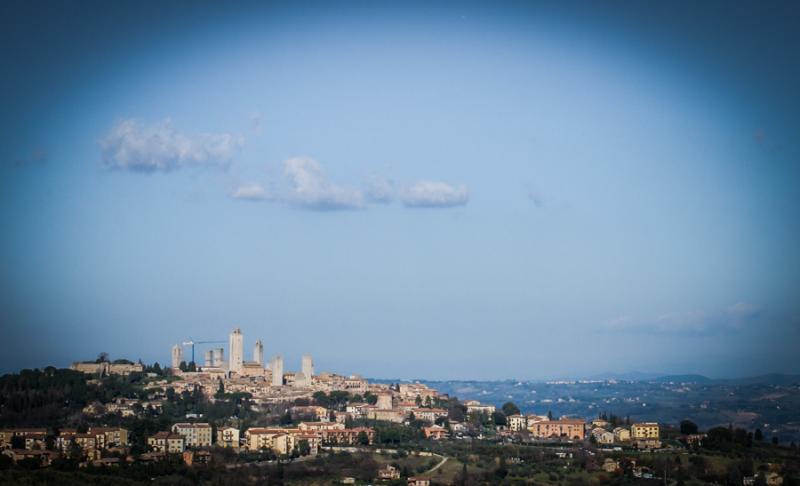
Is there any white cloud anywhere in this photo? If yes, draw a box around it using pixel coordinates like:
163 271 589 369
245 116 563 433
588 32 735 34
282 157 364 210
100 118 243 172
228 157 468 212
230 183 270 201
604 302 763 335
400 180 469 208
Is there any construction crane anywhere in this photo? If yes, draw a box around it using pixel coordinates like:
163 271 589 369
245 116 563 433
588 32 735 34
181 338 226 365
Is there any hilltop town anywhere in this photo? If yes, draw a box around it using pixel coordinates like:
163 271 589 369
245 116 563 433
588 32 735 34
1 328 798 485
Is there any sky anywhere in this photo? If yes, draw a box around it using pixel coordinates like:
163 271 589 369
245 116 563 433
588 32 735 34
1 0 798 380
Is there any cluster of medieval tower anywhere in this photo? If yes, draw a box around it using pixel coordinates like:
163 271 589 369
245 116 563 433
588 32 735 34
171 328 314 386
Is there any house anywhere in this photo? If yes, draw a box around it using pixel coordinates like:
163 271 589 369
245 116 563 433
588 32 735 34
507 414 527 431
56 429 77 452
631 422 659 439
378 464 401 480
217 427 240 448
88 427 129 448
183 450 212 466
423 425 449 440
139 451 167 463
408 477 431 486
320 427 375 445
1 449 54 467
601 458 620 472
529 419 586 440
0 429 48 450
591 427 615 444
411 408 448 424
464 400 495 415
633 438 662 450
91 457 121 467
613 427 630 442
171 423 212 447
765 472 784 485
367 408 406 423
245 428 295 455
148 432 185 453
298 422 345 432
449 421 467 434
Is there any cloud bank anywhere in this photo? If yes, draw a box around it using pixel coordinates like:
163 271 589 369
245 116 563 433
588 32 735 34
604 302 763 335
100 118 243 172
233 157 469 211
400 180 469 208
282 157 365 210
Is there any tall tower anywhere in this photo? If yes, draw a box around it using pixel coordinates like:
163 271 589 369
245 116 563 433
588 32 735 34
214 348 224 368
302 355 314 379
270 355 284 386
253 340 264 366
171 344 182 370
229 328 244 373
204 350 213 368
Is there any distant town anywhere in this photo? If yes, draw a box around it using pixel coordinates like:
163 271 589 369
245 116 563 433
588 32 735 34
0 327 798 485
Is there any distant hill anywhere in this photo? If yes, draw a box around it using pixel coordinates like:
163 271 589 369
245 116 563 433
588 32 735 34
584 371 664 381
722 373 800 386
651 374 714 384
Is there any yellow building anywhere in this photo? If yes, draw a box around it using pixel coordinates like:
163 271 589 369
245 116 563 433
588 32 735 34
631 422 660 439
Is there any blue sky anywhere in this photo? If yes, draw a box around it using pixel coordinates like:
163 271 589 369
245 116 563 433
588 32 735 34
1 0 798 379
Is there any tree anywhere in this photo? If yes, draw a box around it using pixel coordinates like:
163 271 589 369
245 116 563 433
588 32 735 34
547 410 553 420
313 391 330 407
680 419 698 435
10 435 25 449
358 431 370 445
726 463 743 486
179 361 188 372
754 429 763 441
502 402 521 417
187 361 197 372
297 439 310 456
771 436 779 445
96 352 109 363
455 461 469 486
448 402 466 423
216 379 225 397
493 411 507 426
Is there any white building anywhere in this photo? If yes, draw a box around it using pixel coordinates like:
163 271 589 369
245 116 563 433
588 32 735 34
253 340 264 366
507 414 527 431
270 355 284 386
213 348 225 368
171 345 183 370
302 355 314 379
171 423 212 448
229 328 244 374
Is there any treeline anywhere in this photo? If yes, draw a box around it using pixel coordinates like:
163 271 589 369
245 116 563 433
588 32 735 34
0 368 90 428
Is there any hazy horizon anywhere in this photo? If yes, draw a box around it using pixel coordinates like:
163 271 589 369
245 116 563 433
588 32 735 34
1 1 799 380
